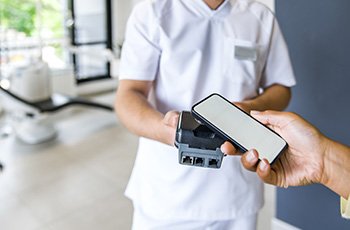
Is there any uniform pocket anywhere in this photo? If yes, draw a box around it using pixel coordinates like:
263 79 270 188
223 37 262 85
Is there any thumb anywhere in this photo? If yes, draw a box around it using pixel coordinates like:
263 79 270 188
163 111 180 128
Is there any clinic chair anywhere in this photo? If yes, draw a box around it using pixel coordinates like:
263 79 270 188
0 85 113 144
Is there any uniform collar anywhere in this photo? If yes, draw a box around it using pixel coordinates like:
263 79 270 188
188 0 236 18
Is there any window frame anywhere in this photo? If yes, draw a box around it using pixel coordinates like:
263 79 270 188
68 0 113 84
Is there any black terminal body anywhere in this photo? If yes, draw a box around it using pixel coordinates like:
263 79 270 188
175 111 226 169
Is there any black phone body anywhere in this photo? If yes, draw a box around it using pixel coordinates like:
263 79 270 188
191 93 287 164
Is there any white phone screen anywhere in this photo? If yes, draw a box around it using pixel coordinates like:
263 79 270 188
192 94 286 163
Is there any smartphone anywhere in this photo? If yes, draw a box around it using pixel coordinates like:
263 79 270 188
191 93 287 164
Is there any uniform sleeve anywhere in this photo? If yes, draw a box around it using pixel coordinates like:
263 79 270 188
341 196 350 219
260 18 296 88
118 2 161 81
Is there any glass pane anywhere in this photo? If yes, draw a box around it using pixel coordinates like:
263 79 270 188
74 44 108 80
0 0 66 71
73 0 106 43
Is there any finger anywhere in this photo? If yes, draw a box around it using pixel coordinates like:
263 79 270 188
250 110 295 128
241 149 259 171
256 159 278 186
233 102 243 110
220 141 238 156
170 112 180 127
233 102 250 113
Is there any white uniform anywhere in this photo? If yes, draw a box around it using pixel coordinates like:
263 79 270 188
119 0 296 228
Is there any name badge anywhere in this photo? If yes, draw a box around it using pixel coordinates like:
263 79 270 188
234 45 257 61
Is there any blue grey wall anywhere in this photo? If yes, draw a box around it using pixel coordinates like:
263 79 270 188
276 0 350 229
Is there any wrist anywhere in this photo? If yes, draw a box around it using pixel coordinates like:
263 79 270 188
319 137 333 187
321 138 350 198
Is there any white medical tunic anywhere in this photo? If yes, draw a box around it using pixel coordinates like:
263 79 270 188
119 0 296 221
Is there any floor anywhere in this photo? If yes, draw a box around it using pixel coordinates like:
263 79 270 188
0 93 275 230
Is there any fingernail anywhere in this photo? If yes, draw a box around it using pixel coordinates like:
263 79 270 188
250 110 260 115
220 145 226 154
246 150 257 163
259 160 268 171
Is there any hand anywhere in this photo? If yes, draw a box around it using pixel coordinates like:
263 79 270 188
161 110 180 146
221 110 328 188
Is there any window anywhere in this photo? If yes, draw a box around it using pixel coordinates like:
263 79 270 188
67 0 113 83
0 0 113 85
0 0 66 72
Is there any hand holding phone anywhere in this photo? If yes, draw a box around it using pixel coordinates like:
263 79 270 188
191 93 287 163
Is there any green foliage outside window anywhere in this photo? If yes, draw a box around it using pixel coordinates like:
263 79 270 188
0 0 64 38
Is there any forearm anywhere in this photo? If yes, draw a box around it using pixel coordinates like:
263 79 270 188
322 138 350 199
115 82 175 145
244 84 291 111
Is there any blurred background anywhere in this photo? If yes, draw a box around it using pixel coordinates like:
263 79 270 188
1 0 349 230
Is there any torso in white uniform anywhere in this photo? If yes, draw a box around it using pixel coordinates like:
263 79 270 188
119 0 296 220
